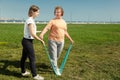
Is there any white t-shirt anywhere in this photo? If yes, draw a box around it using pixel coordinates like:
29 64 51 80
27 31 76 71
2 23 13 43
24 17 36 39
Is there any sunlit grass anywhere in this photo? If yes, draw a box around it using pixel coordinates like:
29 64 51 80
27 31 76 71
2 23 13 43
0 23 120 80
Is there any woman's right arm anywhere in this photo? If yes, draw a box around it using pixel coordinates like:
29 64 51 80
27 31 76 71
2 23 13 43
39 20 52 40
39 26 49 40
28 23 45 45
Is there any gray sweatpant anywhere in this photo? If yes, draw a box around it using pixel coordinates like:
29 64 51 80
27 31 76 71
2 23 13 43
48 40 64 67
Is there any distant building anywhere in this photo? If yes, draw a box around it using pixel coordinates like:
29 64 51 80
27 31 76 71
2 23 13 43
0 18 120 24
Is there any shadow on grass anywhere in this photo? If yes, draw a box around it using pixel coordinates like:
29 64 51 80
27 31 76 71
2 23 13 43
111 74 120 80
37 63 53 74
0 60 53 77
0 60 22 78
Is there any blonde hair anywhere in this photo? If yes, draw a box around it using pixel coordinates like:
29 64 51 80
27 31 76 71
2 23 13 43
54 6 64 16
28 5 39 17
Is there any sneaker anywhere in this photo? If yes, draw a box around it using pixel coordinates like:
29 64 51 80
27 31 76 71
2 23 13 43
33 75 44 80
56 68 61 76
22 71 30 76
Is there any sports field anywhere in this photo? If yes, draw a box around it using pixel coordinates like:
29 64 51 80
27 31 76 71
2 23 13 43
0 23 120 80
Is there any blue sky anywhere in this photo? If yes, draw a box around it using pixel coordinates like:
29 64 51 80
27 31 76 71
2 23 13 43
0 0 120 21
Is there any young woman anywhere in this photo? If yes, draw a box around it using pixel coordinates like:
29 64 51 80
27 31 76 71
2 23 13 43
40 6 74 76
20 5 44 80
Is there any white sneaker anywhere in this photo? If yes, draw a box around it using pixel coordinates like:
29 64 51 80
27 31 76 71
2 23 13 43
56 68 61 76
33 75 44 80
22 71 30 76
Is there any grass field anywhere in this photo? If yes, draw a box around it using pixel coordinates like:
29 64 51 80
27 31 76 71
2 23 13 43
0 23 120 80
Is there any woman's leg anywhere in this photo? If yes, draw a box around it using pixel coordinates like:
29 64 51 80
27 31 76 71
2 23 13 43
21 48 28 73
26 40 37 77
48 40 57 67
20 38 28 73
21 38 37 77
57 41 64 59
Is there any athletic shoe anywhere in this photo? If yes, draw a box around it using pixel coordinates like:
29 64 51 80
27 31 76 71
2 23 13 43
33 75 44 80
56 68 61 76
22 71 30 76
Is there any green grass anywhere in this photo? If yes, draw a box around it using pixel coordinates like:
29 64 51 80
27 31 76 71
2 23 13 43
0 23 120 80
